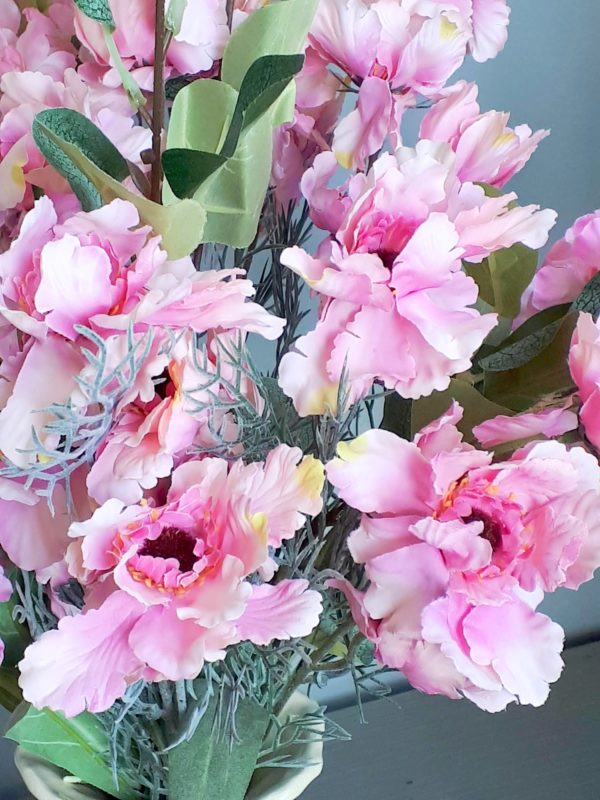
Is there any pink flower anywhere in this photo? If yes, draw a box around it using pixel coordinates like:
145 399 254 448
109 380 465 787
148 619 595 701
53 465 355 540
0 196 283 343
0 0 76 81
279 146 555 415
308 0 509 168
517 210 600 326
75 0 229 91
271 48 342 206
19 447 325 715
0 68 149 211
569 312 600 451
420 81 548 188
326 403 600 710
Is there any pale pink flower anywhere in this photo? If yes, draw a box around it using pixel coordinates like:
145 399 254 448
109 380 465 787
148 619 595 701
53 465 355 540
569 312 600 451
0 68 149 211
19 447 325 715
0 0 76 81
280 146 554 415
518 210 600 326
75 0 229 91
326 403 600 711
0 196 283 343
271 48 342 206
308 0 509 168
420 81 548 188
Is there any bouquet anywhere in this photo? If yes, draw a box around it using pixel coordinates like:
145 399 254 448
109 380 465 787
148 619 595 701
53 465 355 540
1 1 599 798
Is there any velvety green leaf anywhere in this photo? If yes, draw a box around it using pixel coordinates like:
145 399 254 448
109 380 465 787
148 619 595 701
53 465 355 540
168 696 270 800
33 108 129 212
411 379 513 442
0 667 21 712
381 395 412 441
73 0 115 28
33 113 205 259
162 149 228 199
0 581 29 669
6 704 136 800
479 303 571 373
465 243 538 319
221 0 319 91
220 54 304 157
484 311 577 410
572 271 600 319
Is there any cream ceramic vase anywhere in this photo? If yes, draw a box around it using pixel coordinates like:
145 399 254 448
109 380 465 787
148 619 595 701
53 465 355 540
15 692 324 800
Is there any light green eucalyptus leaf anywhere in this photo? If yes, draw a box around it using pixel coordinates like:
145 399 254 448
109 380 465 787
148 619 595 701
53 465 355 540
221 0 319 90
465 243 538 320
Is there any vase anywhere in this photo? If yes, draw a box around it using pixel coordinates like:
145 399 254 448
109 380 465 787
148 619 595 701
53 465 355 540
14 692 324 800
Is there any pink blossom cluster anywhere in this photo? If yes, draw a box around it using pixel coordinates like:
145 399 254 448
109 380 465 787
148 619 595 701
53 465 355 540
328 404 600 710
1 0 600 732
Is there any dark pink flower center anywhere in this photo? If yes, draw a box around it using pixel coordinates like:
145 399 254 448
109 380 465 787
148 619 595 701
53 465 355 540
138 526 198 572
463 511 505 552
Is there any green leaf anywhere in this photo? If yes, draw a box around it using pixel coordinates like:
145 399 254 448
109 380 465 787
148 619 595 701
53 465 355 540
411 378 513 442
163 55 302 202
220 54 304 157
381 395 412 441
484 311 577 410
0 585 29 670
168 696 270 800
73 0 115 28
164 78 274 247
165 0 186 35
572 271 600 319
221 0 319 91
465 243 538 320
33 108 129 212
6 704 137 800
33 110 205 259
479 303 571 373
0 667 21 712
162 149 228 199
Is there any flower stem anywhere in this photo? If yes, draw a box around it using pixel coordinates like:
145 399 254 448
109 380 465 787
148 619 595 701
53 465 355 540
151 0 167 203
273 617 356 717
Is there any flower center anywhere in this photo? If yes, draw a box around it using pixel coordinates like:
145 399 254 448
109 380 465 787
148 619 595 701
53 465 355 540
138 526 198 572
463 511 505 552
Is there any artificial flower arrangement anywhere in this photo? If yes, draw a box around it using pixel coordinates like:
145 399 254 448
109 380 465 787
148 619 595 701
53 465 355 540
1 0 599 798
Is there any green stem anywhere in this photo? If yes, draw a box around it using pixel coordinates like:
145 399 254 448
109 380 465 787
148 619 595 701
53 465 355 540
103 27 146 110
273 618 356 718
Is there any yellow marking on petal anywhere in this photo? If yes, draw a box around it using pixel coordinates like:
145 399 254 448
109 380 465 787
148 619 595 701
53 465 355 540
250 511 269 546
37 453 53 465
337 435 369 462
11 162 25 191
335 150 353 170
440 17 459 39
493 131 517 148
296 455 325 498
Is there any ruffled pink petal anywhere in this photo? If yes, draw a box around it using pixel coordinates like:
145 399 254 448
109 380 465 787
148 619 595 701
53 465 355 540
333 76 394 171
469 0 510 62
463 600 564 707
327 429 436 515
19 591 146 716
233 580 322 646
474 407 578 448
